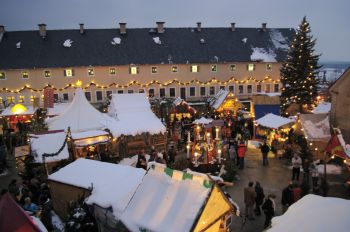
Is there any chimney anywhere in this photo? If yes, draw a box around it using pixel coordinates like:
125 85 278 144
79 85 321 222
119 22 126 34
156 22 165 34
0 25 4 42
230 23 236 32
262 23 267 32
38 23 47 38
196 22 202 32
79 23 85 34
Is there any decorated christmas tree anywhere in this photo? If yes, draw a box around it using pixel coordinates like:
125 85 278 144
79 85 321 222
280 17 321 115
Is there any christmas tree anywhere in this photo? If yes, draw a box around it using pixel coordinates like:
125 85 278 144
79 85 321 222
280 17 321 115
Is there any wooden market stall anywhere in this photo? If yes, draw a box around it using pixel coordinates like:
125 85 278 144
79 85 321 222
169 97 196 122
210 89 244 116
0 104 35 131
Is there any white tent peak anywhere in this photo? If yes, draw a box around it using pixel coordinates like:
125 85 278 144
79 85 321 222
256 113 295 129
193 117 213 125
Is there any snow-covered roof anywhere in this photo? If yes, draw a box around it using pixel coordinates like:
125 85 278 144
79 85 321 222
48 159 146 219
300 114 331 141
46 88 113 133
107 93 166 137
250 47 276 62
210 89 229 109
269 194 350 232
0 104 36 116
30 132 69 163
46 103 70 116
173 97 183 106
264 92 281 97
193 117 213 125
256 113 295 129
312 102 331 114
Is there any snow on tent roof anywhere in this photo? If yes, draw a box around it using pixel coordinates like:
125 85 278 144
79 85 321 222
268 194 350 232
193 117 213 125
0 104 36 116
46 103 70 116
256 113 294 129
30 132 69 163
48 158 146 219
107 93 166 137
46 88 113 132
120 167 210 232
300 114 331 141
210 89 229 109
312 102 331 114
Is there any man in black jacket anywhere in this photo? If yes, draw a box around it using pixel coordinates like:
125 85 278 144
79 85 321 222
281 184 293 213
260 141 270 166
262 194 276 229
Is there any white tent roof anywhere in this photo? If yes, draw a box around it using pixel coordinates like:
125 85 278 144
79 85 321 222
269 194 350 232
256 113 295 129
0 104 36 116
210 89 229 109
193 117 213 124
48 159 146 219
300 114 331 141
312 102 331 114
46 88 112 132
47 103 70 116
107 93 166 137
30 132 69 163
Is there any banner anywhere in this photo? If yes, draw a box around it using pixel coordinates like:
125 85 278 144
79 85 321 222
325 134 347 159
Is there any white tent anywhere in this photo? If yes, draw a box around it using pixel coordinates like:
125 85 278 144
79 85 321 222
107 93 166 137
46 103 70 116
46 88 112 132
268 194 350 232
193 117 213 125
0 104 36 116
256 113 295 129
300 114 331 141
312 102 331 114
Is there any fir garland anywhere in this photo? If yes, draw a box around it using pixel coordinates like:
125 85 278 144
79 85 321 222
42 127 71 159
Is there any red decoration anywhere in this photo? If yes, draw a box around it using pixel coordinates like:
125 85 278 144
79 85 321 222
44 88 54 108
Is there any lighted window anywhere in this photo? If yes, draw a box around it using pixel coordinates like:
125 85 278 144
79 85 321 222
109 67 116 75
238 85 244 94
64 69 74 77
128 90 134 94
191 65 199 73
151 67 158 74
211 65 217 72
209 86 215 96
130 66 139 75
266 63 272 71
229 64 236 72
96 91 103 101
19 96 25 103
169 88 176 97
85 92 91 101
0 72 5 80
117 90 124 94
63 93 69 101
43 70 51 78
139 89 145 93
159 88 166 98
30 95 34 102
189 87 196 97
200 87 206 96
247 64 255 71
171 66 178 73
87 68 94 76
265 84 271 93
274 84 280 92
256 84 262 93
7 96 15 103
148 89 155 97
22 71 29 79
247 85 252 94
229 85 235 93
220 86 225 90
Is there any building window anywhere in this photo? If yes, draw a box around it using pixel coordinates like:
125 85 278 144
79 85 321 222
22 71 29 79
85 92 91 101
96 91 103 101
265 84 271 93
53 94 59 102
238 85 244 94
7 96 15 104
247 85 252 94
106 91 113 99
64 69 74 77
19 96 25 103
171 66 178 73
109 67 116 75
266 63 272 71
200 87 206 96
117 90 124 94
228 85 234 93
247 64 255 71
148 89 155 97
139 89 145 93
44 70 51 78
219 86 225 90
169 88 176 97
151 66 158 74
159 88 165 98
63 93 69 101
211 65 217 72
229 64 236 72
189 87 196 97
274 84 280 92
180 87 186 99
128 90 134 94
190 65 199 73
0 72 6 80
256 84 262 93
209 86 215 96
129 66 139 75
87 68 94 76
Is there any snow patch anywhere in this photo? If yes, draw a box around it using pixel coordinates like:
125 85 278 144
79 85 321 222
250 47 276 62
312 102 331 114
317 164 342 174
269 29 289 51
200 38 205 43
111 37 121 45
16 42 21 49
63 39 73 47
153 37 161 45
242 38 248 44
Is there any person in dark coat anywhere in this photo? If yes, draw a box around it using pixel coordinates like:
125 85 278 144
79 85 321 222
168 146 177 166
303 158 311 183
244 182 257 220
301 180 310 197
254 181 265 216
136 150 147 170
281 184 293 213
262 194 276 229
260 141 270 166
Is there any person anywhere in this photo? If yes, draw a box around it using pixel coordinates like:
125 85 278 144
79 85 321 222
292 182 301 203
310 163 319 189
262 194 276 229
23 197 40 214
237 140 247 169
281 184 293 213
320 177 329 197
8 179 19 197
260 141 270 166
300 180 310 197
40 196 53 230
244 182 257 220
136 150 147 170
291 153 302 181
254 182 265 216
302 158 311 183
229 145 237 165
155 152 166 164
168 146 177 166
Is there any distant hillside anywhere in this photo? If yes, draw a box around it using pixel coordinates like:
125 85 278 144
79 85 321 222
318 62 350 82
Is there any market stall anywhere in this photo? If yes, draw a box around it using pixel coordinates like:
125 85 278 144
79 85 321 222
210 89 244 117
0 104 35 131
169 97 196 122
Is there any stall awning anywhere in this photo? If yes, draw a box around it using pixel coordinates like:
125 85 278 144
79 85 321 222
73 135 110 147
300 114 331 141
256 113 295 129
